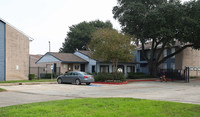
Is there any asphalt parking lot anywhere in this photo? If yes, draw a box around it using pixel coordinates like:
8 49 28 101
0 80 200 107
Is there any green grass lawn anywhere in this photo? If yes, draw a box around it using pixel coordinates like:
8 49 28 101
0 98 200 117
0 88 6 92
0 79 56 84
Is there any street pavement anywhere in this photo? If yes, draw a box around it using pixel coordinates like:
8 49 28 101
0 80 200 107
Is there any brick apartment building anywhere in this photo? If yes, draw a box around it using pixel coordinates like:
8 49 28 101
136 42 200 76
0 18 32 81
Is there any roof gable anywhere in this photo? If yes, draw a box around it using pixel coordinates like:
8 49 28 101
49 52 88 63
36 53 61 64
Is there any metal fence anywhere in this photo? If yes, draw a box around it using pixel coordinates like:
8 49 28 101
29 67 61 79
159 68 190 82
158 69 185 80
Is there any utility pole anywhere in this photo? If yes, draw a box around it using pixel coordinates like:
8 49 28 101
49 41 51 52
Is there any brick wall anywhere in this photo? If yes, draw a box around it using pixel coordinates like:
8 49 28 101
5 24 29 81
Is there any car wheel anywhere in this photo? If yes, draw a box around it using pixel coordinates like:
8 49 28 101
86 82 90 85
57 78 63 84
75 79 81 85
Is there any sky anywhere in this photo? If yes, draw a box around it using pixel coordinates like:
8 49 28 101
0 0 190 55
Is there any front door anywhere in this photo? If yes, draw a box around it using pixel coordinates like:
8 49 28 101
68 64 73 71
80 64 85 72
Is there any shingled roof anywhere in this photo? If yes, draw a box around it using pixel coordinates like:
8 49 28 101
77 50 137 64
78 50 92 57
49 52 88 63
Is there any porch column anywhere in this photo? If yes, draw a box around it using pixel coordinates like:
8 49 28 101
124 65 128 77
134 65 137 73
97 64 100 73
109 64 112 73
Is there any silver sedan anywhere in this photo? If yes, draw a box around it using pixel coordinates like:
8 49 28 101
57 71 95 85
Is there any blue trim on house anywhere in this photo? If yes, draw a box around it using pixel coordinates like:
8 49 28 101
4 21 5 81
0 20 6 81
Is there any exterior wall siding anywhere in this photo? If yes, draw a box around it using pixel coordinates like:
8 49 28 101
181 47 200 76
175 47 183 70
97 63 136 77
74 52 96 73
5 24 29 81
37 54 61 63
0 21 5 81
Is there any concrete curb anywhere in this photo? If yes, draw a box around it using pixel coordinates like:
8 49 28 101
93 81 128 85
0 82 57 86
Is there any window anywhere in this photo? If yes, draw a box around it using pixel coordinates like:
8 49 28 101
127 66 135 73
171 63 175 70
75 65 79 70
100 65 109 73
163 63 167 69
171 48 175 58
163 49 167 57
147 51 151 59
63 64 67 69
72 72 78 75
65 72 71 75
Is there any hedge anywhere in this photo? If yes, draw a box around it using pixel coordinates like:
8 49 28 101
94 72 126 82
128 72 149 79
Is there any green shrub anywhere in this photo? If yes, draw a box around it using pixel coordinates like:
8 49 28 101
128 72 149 79
29 74 35 80
40 73 56 79
94 72 126 82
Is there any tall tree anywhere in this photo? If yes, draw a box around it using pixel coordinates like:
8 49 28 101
88 28 135 74
59 20 113 53
113 0 200 76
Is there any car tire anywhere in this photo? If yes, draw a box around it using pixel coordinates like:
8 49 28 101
86 82 90 85
57 78 63 84
75 79 81 85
